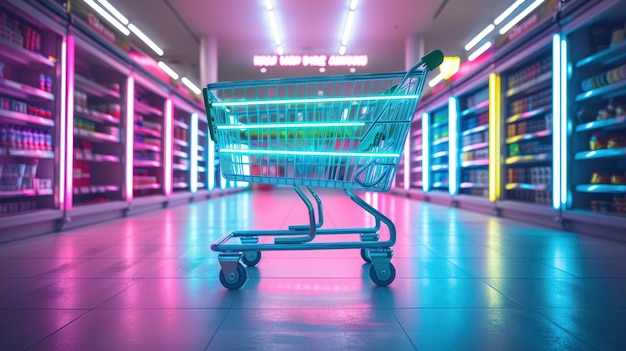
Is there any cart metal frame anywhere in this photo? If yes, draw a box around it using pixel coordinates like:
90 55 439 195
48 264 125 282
203 50 443 289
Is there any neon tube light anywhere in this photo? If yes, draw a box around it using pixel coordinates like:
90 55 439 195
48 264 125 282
468 42 492 61
190 112 198 193
449 97 459 196
552 35 561 209
96 0 129 25
59 36 69 210
560 37 567 207
465 24 495 51
157 61 179 80
181 77 202 95
422 112 430 192
217 122 365 130
212 94 422 107
494 0 525 25
208 138 215 190
125 76 134 201
65 35 75 211
164 99 173 196
488 73 500 202
499 0 544 35
341 11 355 46
219 149 399 158
83 0 129 36
128 23 164 56
404 131 410 190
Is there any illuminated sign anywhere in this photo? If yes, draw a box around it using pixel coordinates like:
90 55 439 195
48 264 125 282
253 54 368 67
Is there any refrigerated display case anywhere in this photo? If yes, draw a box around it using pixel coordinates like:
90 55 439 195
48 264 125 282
196 111 209 193
408 114 423 190
171 98 192 193
0 0 66 237
500 47 554 206
69 32 130 210
560 0 626 235
426 104 450 192
132 74 168 199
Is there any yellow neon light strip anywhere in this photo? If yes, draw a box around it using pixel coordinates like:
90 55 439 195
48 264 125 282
488 73 501 202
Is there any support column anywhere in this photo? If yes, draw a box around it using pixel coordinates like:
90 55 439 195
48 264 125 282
404 34 425 70
200 36 218 85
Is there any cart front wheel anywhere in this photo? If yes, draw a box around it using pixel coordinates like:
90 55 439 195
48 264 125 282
360 249 372 263
219 262 247 290
370 263 396 287
242 251 262 266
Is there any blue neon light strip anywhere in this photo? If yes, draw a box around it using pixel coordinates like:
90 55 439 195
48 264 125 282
552 34 561 210
422 112 430 192
219 148 400 158
211 94 422 107
560 37 568 208
217 122 365 130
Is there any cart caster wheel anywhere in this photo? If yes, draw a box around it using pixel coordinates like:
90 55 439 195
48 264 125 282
370 263 396 287
242 251 261 266
219 262 247 290
360 249 371 263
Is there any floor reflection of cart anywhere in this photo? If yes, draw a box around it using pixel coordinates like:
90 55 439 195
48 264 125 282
203 50 443 289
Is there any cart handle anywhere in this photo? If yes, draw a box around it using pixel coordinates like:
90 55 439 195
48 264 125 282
202 88 217 144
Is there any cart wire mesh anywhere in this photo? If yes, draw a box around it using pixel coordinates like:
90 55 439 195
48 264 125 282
204 58 435 192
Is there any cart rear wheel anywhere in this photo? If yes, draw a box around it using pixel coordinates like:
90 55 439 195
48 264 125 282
369 263 396 287
242 251 262 266
219 262 247 290
360 249 371 263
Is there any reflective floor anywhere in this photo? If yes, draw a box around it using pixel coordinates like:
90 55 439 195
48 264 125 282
1 188 626 350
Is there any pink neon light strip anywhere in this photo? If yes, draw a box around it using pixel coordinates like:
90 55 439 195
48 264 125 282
125 76 134 201
164 99 173 196
65 35 75 211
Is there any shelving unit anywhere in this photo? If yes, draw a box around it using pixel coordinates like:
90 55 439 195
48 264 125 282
0 1 63 221
426 104 449 192
171 101 191 192
501 48 553 206
197 113 209 191
70 32 129 208
408 116 423 189
564 0 626 218
132 76 166 198
458 86 489 197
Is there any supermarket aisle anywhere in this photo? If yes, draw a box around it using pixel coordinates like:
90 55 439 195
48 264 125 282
1 189 626 350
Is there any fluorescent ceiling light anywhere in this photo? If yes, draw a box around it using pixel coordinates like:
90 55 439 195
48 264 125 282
96 0 128 25
468 41 492 61
157 61 179 80
465 24 495 51
264 0 273 11
428 72 445 87
128 23 164 56
83 0 129 36
494 0 525 25
499 0 544 35
276 46 284 55
350 0 359 11
268 10 281 46
339 45 347 55
182 77 202 95
341 11 355 46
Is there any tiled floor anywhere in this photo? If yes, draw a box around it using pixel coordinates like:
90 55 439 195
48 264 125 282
1 188 626 350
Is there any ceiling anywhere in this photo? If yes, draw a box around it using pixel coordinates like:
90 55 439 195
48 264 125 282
110 0 512 85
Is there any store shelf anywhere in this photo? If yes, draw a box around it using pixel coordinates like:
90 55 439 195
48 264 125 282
173 150 189 158
576 184 626 193
74 128 119 143
197 183 206 189
4 148 54 159
73 185 120 195
575 147 626 160
433 136 449 146
505 71 551 97
411 181 423 187
432 182 448 188
575 79 626 102
134 125 161 138
133 183 161 190
411 166 422 173
173 182 189 189
575 40 626 70
460 100 489 117
133 143 161 152
506 105 552 123
173 139 189 147
0 78 54 102
173 164 189 171
461 142 489 152
74 153 120 163
173 120 189 130
505 129 552 144
134 100 162 116
74 74 120 100
74 107 120 125
0 39 56 69
134 160 161 168
432 151 449 159
0 109 55 127
197 145 205 152
505 183 551 191
198 130 207 137
431 120 448 129
431 164 448 171
0 189 36 198
461 124 488 136
461 159 489 167
505 153 551 165
575 115 626 132
460 182 488 189
198 166 206 173
411 129 422 137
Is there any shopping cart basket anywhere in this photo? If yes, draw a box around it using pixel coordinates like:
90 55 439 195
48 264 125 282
203 50 443 289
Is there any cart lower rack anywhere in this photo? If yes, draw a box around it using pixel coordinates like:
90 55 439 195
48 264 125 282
203 50 443 289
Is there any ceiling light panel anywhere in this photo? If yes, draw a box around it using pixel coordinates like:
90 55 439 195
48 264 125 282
128 23 164 56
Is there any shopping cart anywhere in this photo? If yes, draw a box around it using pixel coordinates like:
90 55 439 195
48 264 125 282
203 50 443 289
